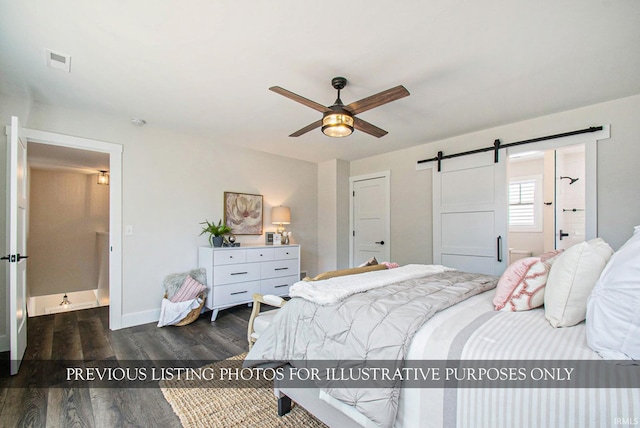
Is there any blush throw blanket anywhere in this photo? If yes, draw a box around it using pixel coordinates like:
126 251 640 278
245 269 498 427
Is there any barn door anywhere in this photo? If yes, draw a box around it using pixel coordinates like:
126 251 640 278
433 152 507 275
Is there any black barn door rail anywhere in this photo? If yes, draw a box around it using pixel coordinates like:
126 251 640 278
417 126 603 172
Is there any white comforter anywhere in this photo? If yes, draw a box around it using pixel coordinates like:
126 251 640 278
289 264 453 305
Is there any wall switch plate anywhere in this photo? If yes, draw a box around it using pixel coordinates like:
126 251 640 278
125 225 134 236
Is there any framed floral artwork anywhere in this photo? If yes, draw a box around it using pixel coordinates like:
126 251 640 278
224 192 263 235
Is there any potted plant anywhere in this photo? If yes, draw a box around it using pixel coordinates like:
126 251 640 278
200 219 232 247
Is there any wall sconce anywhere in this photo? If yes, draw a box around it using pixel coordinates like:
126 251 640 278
271 206 291 245
97 170 110 185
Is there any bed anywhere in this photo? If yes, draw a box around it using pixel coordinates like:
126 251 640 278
244 231 640 428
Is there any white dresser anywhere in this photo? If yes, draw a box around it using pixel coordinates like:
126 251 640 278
198 245 300 321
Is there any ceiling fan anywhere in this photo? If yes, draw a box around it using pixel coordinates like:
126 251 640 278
269 77 410 138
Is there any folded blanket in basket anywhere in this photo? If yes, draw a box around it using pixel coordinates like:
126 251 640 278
157 297 203 327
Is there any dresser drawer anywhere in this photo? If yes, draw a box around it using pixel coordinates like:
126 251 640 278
261 259 299 279
213 263 261 285
213 281 260 307
261 275 297 296
274 246 299 260
246 248 275 262
213 249 246 265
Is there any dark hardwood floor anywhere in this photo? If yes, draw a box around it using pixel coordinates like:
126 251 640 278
0 305 252 428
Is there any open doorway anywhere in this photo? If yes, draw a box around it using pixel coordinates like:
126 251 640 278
27 143 110 316
507 144 586 263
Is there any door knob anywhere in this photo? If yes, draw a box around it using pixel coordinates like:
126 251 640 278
375 241 385 245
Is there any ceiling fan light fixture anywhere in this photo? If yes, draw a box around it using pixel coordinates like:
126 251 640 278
271 76 409 138
322 110 354 138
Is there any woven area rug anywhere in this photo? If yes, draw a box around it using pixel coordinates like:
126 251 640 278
160 354 327 428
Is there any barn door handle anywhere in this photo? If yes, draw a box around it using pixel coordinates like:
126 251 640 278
375 241 385 245
496 236 503 262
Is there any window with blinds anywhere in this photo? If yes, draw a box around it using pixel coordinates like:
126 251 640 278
509 175 542 231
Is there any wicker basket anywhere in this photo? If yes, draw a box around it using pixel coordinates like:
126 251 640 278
163 292 206 326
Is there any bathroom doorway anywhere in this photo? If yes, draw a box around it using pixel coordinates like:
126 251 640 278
26 143 110 316
507 144 586 263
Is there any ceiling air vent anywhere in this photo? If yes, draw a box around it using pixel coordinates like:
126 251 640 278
45 49 71 72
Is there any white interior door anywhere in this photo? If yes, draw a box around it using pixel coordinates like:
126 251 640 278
6 116 28 375
351 173 390 267
433 152 507 275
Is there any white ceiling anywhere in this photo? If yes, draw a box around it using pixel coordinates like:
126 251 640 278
1 1 639 164
28 142 109 173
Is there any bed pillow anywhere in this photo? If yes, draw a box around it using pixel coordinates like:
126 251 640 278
587 226 640 359
170 275 207 303
493 250 562 311
304 264 387 281
544 238 613 327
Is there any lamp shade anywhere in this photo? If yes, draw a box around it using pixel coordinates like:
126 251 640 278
271 206 291 224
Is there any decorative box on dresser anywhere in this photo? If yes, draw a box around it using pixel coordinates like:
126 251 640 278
198 244 300 321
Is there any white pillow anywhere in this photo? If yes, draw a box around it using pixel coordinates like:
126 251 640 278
587 227 640 359
544 238 613 327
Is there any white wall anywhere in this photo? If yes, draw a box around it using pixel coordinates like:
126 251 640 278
317 159 350 274
1 97 318 333
28 169 109 297
349 149 433 266
351 94 640 265
336 160 350 269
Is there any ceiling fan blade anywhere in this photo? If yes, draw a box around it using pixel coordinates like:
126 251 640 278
289 119 323 137
345 85 410 115
353 117 388 138
269 86 331 113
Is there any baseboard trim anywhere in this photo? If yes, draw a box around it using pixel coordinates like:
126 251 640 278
120 308 161 329
0 334 9 352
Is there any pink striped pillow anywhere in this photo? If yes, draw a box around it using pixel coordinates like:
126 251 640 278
493 250 562 311
170 275 207 303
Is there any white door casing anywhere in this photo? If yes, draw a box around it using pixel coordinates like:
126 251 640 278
22 127 123 330
7 116 28 375
506 126 608 244
350 172 390 267
554 145 587 250
433 152 508 275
